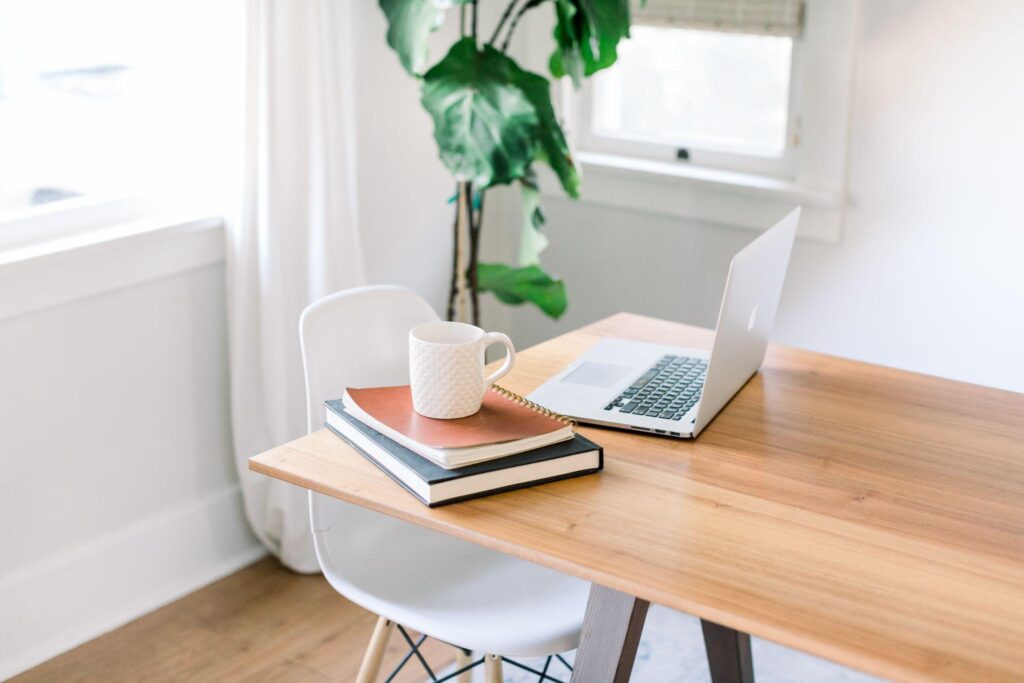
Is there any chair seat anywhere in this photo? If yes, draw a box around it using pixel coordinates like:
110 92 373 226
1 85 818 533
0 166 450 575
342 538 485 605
312 500 591 656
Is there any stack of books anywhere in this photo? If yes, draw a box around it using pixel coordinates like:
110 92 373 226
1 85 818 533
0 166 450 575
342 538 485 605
324 385 603 506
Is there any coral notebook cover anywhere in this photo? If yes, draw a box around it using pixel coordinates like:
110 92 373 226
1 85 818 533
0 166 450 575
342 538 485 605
345 385 569 449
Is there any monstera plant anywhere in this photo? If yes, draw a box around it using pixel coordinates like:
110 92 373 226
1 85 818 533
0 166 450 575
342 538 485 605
379 0 635 324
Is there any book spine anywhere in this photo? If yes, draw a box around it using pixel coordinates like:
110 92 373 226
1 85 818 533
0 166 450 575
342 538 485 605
427 466 603 507
325 424 604 508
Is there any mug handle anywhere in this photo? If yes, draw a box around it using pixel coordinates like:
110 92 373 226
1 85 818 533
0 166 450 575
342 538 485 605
482 332 516 386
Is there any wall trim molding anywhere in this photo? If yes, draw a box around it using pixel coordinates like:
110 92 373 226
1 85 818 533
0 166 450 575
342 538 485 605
0 214 226 322
538 153 844 243
0 485 266 680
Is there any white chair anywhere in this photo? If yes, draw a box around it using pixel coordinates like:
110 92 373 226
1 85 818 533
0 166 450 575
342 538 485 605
300 285 591 682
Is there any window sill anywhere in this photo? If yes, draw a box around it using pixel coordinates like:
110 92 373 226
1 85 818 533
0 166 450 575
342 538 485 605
0 212 225 321
538 151 845 243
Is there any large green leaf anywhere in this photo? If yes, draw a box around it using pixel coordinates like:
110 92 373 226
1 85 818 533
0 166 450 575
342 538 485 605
379 0 467 75
508 56 580 198
477 262 568 319
550 0 631 88
421 38 580 196
422 39 537 187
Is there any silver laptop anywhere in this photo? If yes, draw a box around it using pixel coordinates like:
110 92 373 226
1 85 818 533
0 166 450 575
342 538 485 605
528 208 800 439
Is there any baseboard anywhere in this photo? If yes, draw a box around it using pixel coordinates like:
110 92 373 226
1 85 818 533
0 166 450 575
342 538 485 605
0 485 267 680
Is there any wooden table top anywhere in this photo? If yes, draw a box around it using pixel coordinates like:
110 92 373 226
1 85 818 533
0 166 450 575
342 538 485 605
250 313 1024 683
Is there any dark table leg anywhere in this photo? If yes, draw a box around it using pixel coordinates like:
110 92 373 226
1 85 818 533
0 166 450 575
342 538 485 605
570 584 650 683
571 585 756 683
701 619 755 683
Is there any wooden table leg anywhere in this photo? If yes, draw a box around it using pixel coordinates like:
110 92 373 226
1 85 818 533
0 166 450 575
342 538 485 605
571 584 650 683
701 619 755 683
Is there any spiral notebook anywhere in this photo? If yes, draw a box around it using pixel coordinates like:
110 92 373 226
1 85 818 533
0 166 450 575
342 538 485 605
341 385 576 469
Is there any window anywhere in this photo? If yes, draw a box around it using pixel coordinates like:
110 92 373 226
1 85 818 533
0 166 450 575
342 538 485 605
592 27 794 160
0 0 241 230
552 0 857 241
575 0 806 178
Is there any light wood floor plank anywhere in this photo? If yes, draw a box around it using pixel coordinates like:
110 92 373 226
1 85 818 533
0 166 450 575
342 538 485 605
13 557 454 683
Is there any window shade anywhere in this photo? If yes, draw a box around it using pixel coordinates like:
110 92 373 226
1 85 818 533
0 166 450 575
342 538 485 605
632 0 804 38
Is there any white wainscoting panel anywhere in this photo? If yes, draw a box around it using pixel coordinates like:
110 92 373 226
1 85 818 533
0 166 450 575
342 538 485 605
0 486 264 680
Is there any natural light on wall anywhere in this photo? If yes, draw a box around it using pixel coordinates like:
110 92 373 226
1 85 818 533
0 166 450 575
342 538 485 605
592 26 793 157
0 0 241 222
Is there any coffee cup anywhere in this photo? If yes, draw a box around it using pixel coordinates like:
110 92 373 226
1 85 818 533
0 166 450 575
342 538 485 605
409 321 516 419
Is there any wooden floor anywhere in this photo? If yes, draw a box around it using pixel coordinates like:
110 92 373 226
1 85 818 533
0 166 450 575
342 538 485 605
14 557 455 682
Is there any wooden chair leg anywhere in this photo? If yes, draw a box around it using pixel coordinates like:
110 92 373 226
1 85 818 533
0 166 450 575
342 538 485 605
454 648 473 683
483 653 503 682
355 615 395 683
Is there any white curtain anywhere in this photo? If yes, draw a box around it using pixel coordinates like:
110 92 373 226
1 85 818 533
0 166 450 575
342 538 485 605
228 0 366 572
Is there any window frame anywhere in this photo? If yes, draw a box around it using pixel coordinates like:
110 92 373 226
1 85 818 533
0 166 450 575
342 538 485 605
0 195 160 250
526 0 859 243
573 25 806 179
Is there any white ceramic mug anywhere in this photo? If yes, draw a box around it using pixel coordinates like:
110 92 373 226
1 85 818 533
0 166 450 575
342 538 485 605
409 321 516 419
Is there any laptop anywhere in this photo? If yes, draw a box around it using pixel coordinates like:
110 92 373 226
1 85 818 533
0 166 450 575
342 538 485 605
528 208 800 439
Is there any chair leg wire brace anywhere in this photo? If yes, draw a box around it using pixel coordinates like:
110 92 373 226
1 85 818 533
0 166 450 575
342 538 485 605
380 624 574 683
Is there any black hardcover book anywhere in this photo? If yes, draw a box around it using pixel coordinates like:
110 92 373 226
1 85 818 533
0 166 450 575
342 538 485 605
324 400 603 507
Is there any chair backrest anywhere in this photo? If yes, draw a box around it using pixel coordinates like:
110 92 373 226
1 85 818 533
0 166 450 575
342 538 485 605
300 285 440 433
300 285 439 534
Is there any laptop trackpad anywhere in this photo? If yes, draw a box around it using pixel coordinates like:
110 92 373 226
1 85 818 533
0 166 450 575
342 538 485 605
562 362 632 388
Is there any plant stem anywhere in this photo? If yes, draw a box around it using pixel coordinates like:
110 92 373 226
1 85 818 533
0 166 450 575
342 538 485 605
446 184 460 321
448 182 475 322
464 180 475 321
502 0 547 53
459 3 466 38
471 0 478 43
468 189 485 326
489 0 521 46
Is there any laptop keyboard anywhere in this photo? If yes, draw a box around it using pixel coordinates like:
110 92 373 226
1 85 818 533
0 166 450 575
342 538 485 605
603 355 707 421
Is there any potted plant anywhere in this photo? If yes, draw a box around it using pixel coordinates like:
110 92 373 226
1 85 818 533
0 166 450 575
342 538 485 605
379 0 635 324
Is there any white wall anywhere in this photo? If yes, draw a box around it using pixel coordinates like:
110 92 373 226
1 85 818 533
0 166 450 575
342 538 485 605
778 0 1024 391
0 257 263 678
487 0 1024 394
350 4 461 314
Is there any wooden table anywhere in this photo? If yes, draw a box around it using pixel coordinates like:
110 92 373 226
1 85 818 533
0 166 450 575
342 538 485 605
250 313 1024 683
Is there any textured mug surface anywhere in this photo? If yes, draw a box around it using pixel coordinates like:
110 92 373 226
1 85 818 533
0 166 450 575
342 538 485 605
409 321 516 419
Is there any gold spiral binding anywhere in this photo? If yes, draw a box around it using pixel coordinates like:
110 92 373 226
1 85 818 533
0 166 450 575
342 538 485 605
490 384 577 430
